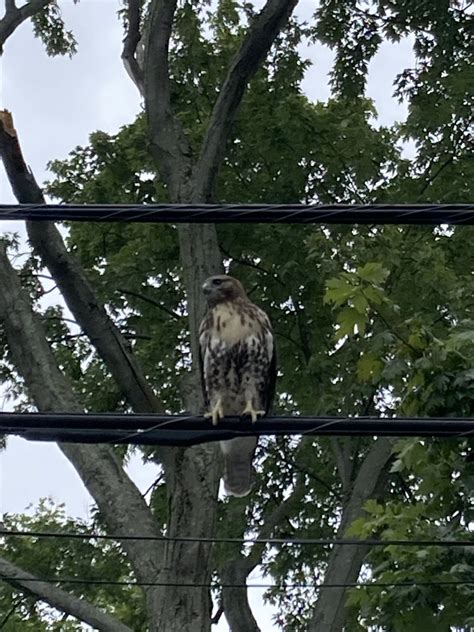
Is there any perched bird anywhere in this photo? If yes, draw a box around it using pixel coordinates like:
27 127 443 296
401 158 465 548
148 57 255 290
199 275 276 496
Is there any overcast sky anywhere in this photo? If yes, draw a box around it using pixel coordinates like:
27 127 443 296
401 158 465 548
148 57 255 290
0 1 414 629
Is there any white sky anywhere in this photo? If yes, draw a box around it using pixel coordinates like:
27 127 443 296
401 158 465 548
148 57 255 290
0 1 414 629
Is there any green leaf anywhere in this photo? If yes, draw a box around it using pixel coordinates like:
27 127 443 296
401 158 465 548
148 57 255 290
324 277 355 306
356 262 390 284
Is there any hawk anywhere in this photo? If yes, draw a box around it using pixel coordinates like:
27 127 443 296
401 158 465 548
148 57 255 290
199 275 276 496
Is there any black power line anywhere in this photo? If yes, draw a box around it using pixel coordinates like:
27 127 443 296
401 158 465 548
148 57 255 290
1 529 472 548
0 203 473 224
0 413 473 445
1 575 471 590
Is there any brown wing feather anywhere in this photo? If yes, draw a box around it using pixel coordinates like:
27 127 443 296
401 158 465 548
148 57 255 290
262 345 277 415
198 314 211 409
198 344 209 409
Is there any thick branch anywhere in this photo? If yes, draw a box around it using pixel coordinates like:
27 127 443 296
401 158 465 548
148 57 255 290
121 0 144 94
0 242 163 585
26 221 165 413
308 439 394 632
0 111 164 417
193 0 299 201
144 0 193 200
330 437 354 493
220 560 261 632
0 557 133 632
221 476 306 632
0 0 51 52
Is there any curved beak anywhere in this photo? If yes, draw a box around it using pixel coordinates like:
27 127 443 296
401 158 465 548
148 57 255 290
202 279 212 296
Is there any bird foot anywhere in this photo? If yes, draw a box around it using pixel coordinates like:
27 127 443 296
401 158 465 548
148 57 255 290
241 405 265 423
204 402 224 426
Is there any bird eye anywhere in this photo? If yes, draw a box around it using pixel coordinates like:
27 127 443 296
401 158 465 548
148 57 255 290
212 279 223 286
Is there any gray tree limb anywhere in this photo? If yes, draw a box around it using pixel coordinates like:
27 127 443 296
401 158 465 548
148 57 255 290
26 221 165 414
0 242 164 586
221 475 306 632
308 439 395 632
144 0 193 201
0 557 133 632
0 111 164 420
0 0 51 52
221 560 261 632
192 0 300 201
330 437 355 492
122 0 144 94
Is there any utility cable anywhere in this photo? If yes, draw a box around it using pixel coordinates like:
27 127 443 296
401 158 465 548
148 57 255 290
1 529 472 548
0 203 472 225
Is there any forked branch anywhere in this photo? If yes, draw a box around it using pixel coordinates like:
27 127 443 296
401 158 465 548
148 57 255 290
308 439 394 631
0 0 52 51
193 0 299 200
221 474 306 632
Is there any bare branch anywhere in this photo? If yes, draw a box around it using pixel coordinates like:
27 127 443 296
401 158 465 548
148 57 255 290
193 0 299 201
0 557 133 632
308 439 394 632
117 287 182 320
26 221 166 414
0 110 164 417
330 437 354 493
143 0 193 200
0 0 51 52
221 476 306 632
0 242 164 585
121 0 144 95
221 559 261 632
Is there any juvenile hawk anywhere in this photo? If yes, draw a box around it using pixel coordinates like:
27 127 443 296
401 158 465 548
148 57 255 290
199 275 276 496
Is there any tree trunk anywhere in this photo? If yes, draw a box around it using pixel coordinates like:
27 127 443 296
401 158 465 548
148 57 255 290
308 439 394 632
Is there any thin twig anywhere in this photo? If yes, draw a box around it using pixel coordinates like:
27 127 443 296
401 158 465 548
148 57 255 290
117 287 182 320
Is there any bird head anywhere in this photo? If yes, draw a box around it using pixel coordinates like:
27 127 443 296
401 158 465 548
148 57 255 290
202 275 247 306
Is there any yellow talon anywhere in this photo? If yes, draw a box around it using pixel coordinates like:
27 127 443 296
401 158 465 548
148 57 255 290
241 403 265 423
204 400 224 426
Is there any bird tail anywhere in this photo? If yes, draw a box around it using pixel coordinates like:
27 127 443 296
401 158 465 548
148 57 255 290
220 438 257 497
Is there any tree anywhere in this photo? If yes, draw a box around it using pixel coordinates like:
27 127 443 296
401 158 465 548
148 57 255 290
0 1 472 631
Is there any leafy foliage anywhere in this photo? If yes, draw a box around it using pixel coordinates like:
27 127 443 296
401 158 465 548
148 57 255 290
0 500 145 631
30 1 78 57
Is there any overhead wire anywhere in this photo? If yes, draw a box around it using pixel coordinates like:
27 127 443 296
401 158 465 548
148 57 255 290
0 203 473 224
0 575 471 590
1 413 473 446
1 529 472 548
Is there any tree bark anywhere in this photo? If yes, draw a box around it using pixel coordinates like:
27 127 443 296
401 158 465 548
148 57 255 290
307 439 394 632
221 559 261 632
0 557 133 632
